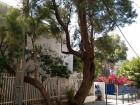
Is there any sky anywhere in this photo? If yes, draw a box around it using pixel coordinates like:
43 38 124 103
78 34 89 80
0 0 21 8
115 0 140 60
0 0 140 60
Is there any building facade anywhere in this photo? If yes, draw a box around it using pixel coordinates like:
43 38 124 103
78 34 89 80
27 36 73 72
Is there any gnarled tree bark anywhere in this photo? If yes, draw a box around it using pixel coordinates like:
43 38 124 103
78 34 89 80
51 0 96 105
73 56 95 105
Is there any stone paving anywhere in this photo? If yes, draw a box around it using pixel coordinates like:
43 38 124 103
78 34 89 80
84 96 140 105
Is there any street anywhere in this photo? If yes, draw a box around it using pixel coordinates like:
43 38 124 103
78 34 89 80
84 96 140 105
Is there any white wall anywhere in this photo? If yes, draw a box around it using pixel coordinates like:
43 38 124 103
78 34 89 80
29 36 73 72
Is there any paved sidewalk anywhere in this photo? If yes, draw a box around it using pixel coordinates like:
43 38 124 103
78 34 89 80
84 96 140 105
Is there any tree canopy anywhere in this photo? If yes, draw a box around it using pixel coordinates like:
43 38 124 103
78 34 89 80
73 34 128 76
0 0 138 105
95 34 127 63
46 0 137 104
0 8 24 69
95 34 128 77
118 58 140 87
0 7 51 105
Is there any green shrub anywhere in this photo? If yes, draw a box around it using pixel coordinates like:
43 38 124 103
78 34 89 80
40 54 71 78
66 87 75 104
50 65 71 78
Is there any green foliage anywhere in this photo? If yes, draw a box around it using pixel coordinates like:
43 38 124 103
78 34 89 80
91 0 137 33
73 56 82 72
66 87 75 104
73 34 127 76
0 8 25 72
118 58 140 87
6 9 24 55
47 0 137 34
23 0 60 39
95 34 127 76
40 54 71 78
47 0 137 56
94 59 103 78
50 65 70 78
0 1 66 80
95 34 127 63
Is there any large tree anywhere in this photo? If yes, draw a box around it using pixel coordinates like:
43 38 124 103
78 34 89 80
22 0 61 80
95 34 128 76
0 1 66 105
73 34 128 77
0 7 51 105
0 0 137 105
44 0 137 105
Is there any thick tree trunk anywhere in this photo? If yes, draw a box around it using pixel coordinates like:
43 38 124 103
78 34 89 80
73 60 95 105
51 1 95 105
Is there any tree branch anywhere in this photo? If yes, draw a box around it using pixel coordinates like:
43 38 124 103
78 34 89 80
76 0 93 59
89 16 94 51
90 25 94 50
51 0 82 58
24 76 50 105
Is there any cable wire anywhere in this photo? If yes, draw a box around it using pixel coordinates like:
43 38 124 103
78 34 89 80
101 0 139 57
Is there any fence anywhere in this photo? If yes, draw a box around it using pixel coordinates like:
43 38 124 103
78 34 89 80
0 73 94 105
0 73 43 105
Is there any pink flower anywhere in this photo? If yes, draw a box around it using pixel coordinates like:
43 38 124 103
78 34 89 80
96 76 107 82
96 75 128 85
108 74 117 84
115 76 128 85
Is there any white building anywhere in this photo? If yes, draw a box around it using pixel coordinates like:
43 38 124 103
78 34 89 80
27 36 73 72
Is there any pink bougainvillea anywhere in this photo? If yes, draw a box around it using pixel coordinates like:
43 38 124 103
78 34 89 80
108 74 117 84
116 76 128 85
96 76 107 82
96 75 128 85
